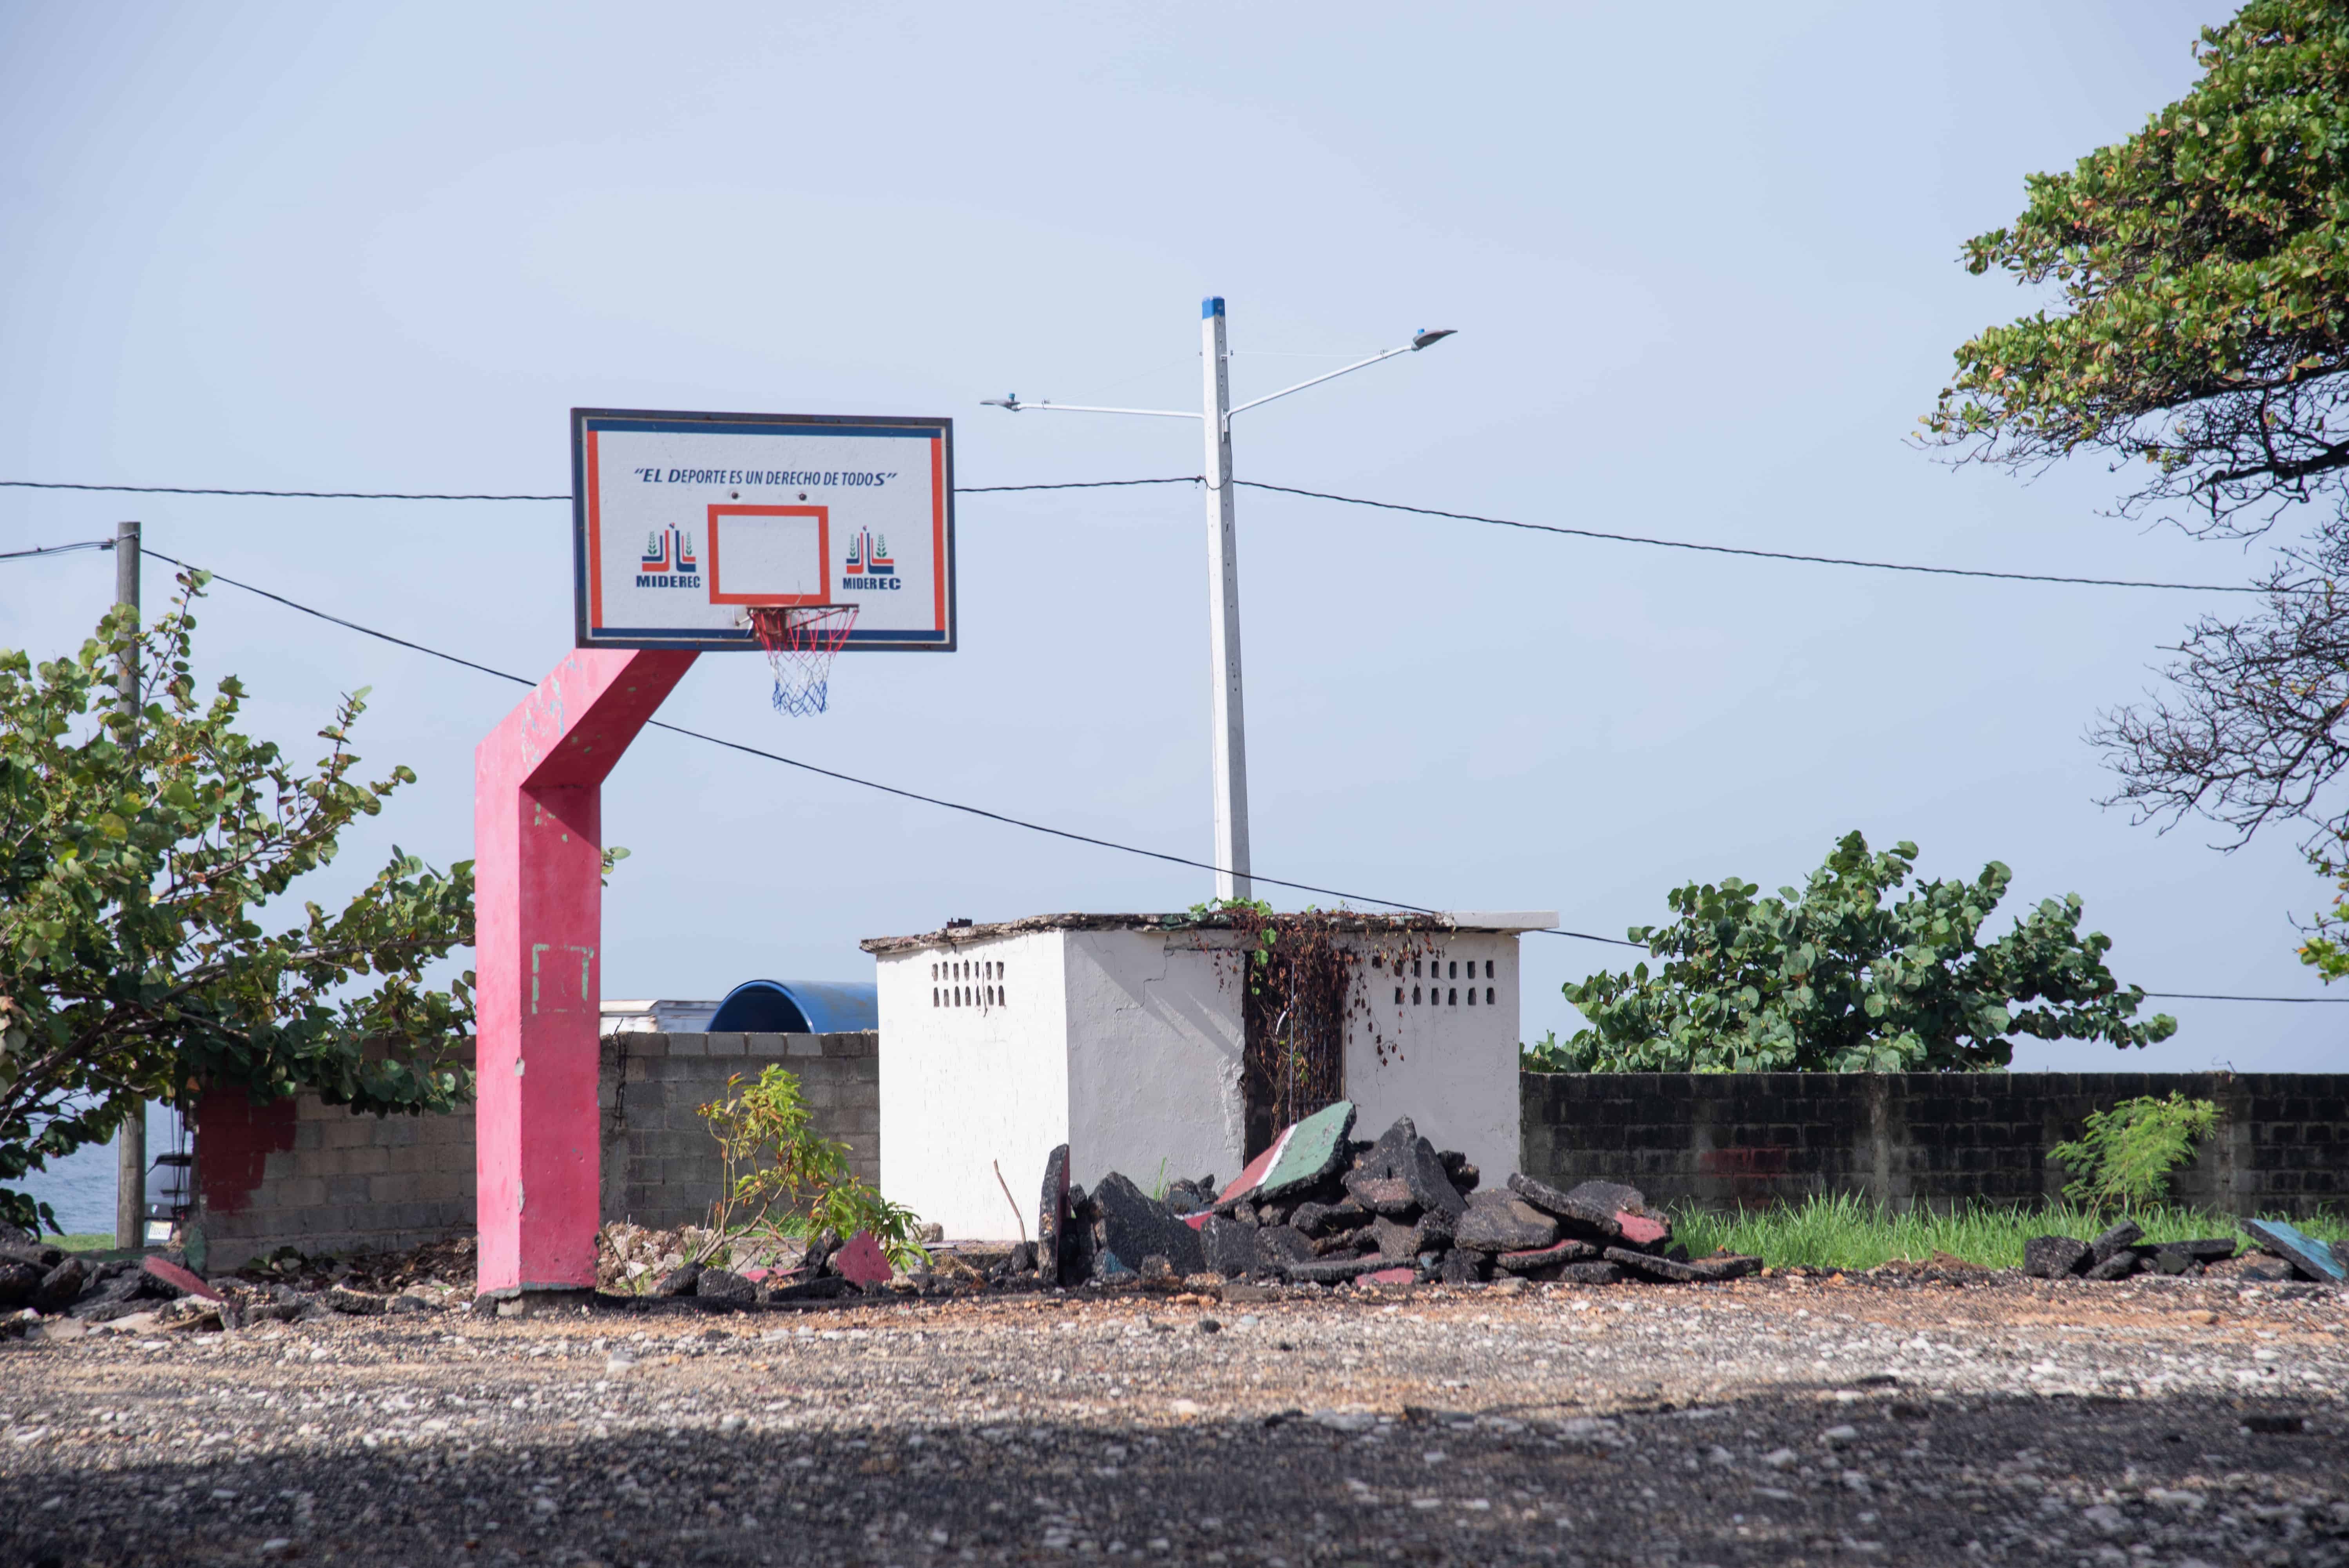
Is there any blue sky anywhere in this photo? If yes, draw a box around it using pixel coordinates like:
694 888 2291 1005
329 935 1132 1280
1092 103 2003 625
2 1 2337 1079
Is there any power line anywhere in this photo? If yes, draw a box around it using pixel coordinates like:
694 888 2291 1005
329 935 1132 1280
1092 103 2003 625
2142 990 2349 1004
1 476 1199 502
3 480 572 502
0 538 114 561
17 542 2347 999
1235 480 2277 595
6 471 2280 592
138 548 1640 942
130 550 2349 997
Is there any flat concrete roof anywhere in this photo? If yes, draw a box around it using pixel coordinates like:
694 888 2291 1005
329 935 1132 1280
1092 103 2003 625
860 910 1559 954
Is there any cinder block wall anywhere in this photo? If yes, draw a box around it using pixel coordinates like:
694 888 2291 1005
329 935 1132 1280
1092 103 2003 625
1520 1071 2349 1217
191 1032 879 1269
601 1031 880 1231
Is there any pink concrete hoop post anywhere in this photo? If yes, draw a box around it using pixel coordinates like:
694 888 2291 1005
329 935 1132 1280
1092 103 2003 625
474 648 697 1295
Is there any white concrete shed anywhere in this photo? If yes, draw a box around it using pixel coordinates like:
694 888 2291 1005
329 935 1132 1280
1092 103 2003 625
860 911 1555 1240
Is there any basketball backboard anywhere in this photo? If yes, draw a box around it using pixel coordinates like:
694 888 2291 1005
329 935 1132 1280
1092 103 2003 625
571 408 956 652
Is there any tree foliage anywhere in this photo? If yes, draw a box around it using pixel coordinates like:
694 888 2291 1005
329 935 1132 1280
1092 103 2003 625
1548 833 2176 1073
1925 1 2349 947
0 576 475 1232
1923 2 2349 536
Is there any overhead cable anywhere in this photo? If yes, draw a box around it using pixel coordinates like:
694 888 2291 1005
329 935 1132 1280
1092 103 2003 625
137 548 1621 945
131 550 2349 997
2 476 1199 502
5 471 2277 592
0 538 115 561
1233 481 2275 595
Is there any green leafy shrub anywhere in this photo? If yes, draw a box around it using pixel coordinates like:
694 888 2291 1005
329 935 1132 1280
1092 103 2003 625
2049 1092 2222 1209
699 1065 927 1268
1521 1031 1576 1073
1555 831 2173 1072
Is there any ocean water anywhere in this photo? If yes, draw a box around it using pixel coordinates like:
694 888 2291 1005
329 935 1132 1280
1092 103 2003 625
14 1104 183 1235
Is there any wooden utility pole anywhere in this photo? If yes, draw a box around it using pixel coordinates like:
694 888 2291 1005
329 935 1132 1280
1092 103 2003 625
113 520 145 1252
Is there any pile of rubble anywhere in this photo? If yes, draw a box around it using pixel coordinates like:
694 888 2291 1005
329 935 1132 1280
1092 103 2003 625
1041 1101 1759 1289
599 1220 899 1305
0 1225 449 1336
2023 1216 2346 1284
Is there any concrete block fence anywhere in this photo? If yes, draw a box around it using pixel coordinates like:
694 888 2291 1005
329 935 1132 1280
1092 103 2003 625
193 1056 2344 1267
1519 1070 2349 1217
189 1032 879 1270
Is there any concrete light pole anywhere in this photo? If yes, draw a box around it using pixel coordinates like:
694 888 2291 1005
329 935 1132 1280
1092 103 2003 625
984 302 1452 903
1199 300 1249 900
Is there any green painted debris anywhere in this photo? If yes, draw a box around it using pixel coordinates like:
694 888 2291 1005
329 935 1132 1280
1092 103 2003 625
1256 1100 1357 1202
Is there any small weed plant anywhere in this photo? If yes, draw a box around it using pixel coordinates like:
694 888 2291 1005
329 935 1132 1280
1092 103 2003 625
699 1065 928 1269
2048 1091 2222 1209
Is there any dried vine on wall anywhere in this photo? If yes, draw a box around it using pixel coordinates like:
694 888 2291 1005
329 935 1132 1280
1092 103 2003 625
1194 904 1447 1158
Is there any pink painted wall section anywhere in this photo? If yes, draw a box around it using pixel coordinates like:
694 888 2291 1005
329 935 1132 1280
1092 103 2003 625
475 648 696 1293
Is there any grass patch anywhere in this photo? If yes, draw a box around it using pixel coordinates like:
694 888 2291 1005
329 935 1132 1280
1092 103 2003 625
52 1233 118 1253
1673 1192 2348 1273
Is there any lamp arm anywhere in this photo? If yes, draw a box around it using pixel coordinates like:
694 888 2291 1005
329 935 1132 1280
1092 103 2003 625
1225 343 1416 418
981 399 1199 419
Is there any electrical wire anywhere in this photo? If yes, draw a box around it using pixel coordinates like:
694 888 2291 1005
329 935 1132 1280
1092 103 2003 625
2 539 2334 996
131 550 2349 996
2 480 572 502
0 538 114 561
137 548 1633 942
1235 480 2278 595
5 471 2282 591
2 476 1199 501
2142 991 2349 1003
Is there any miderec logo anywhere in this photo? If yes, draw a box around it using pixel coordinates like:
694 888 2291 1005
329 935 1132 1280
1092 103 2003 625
843 527 901 592
636 527 700 588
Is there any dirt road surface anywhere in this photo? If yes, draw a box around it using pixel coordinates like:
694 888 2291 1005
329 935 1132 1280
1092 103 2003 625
3 1272 2344 1566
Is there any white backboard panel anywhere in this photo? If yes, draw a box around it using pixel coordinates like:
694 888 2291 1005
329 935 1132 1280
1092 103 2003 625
571 408 956 651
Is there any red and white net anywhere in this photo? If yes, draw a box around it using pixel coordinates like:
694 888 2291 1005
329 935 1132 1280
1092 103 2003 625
744 604 859 716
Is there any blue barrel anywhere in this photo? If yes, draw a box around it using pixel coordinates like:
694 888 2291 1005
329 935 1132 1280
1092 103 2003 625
705 978 879 1034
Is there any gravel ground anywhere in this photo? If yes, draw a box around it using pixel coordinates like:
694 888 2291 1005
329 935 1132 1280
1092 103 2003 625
2 1271 2344 1567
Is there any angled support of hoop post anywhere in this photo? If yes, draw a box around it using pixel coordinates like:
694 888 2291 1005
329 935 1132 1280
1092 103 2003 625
474 648 698 1297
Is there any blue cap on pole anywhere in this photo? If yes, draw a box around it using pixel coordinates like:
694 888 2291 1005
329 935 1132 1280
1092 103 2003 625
1203 297 1225 319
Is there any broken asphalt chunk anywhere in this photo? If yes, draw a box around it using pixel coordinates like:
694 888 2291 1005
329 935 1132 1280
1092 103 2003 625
1039 1143 1071 1287
1280 1255 1391 1286
1092 1172 1207 1278
2023 1236 2092 1278
695 1268 758 1305
1338 1173 1417 1215
1506 1173 1667 1246
2090 1220 2144 1265
1200 1215 1260 1278
1453 1199 1560 1254
1494 1238 1599 1275
1602 1246 1701 1283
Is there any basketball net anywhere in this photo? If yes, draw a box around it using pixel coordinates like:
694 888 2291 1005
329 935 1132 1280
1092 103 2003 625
744 604 859 716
